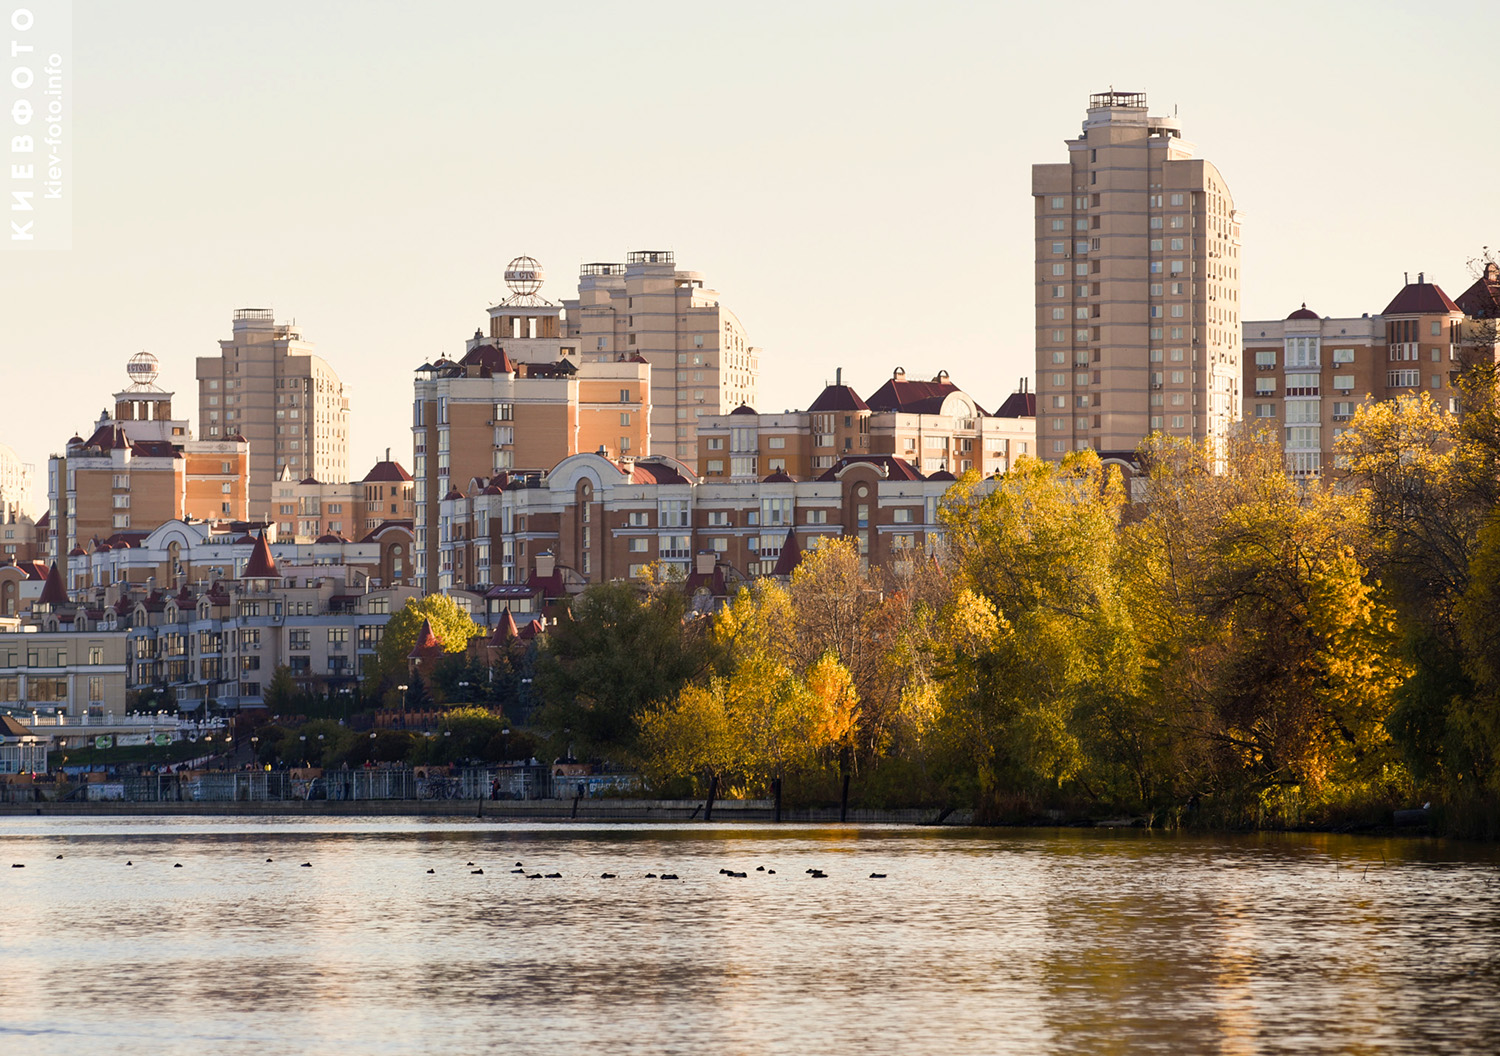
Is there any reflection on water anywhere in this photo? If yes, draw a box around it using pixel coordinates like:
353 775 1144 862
2 820 1498 1055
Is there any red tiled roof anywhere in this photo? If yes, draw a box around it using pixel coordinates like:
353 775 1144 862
1383 280 1460 316
627 461 689 485
1287 303 1320 321
686 562 729 596
37 562 66 606
761 469 795 483
1456 264 1500 320
493 608 519 643
928 469 957 481
485 584 540 600
299 476 321 485
1 714 36 738
408 617 445 660
993 391 1036 418
527 569 566 597
358 520 414 543
243 530 279 579
443 487 464 501
816 455 926 482
772 529 803 577
807 385 869 413
363 460 413 483
729 404 758 416
460 343 518 376
866 374 987 416
21 560 48 581
314 533 346 544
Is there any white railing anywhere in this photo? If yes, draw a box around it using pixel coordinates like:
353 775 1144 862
18 712 227 730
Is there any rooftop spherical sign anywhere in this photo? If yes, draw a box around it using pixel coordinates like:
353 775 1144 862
126 350 160 385
504 255 544 297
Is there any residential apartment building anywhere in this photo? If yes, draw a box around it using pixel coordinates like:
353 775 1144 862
268 457 414 542
29 533 418 712
435 450 981 602
563 251 760 461
0 443 33 524
0 616 128 717
695 369 1036 482
48 354 250 572
412 272 652 592
196 309 350 519
61 517 414 597
1243 275 1468 479
1033 90 1241 461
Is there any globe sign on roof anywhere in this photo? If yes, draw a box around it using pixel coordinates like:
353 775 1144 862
500 255 552 306
126 350 161 388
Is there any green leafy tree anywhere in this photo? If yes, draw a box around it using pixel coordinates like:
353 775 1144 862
537 580 715 757
364 595 481 701
933 451 1143 812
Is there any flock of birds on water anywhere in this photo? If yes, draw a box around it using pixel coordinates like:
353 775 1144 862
10 856 889 880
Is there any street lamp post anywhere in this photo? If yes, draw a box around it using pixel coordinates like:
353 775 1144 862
396 684 408 728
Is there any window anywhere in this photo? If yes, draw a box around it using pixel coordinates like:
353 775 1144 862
1255 403 1275 418
1332 348 1354 364
1051 219 1066 231
1255 350 1276 368
1050 196 1065 208
1285 401 1320 424
493 402 514 421
628 537 649 553
1333 375 1355 392
1286 373 1321 396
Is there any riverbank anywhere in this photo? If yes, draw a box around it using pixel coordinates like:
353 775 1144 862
0 798 978 824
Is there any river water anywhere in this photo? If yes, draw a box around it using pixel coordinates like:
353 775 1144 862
1 818 1497 1055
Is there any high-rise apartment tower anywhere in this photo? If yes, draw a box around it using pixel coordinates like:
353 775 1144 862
1032 91 1241 460
196 309 350 520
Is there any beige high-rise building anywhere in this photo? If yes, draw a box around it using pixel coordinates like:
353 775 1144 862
412 258 653 592
196 309 350 520
1032 91 1242 461
563 250 759 461
48 354 250 570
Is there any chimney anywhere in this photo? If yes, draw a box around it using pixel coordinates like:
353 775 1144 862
535 550 556 579
893 366 905 380
1418 271 1425 284
835 367 842 386
385 447 390 462
933 370 949 384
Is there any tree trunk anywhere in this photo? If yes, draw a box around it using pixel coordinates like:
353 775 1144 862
773 777 782 823
840 770 851 823
704 772 718 822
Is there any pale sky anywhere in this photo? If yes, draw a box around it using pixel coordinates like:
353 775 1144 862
4 0 1498 513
